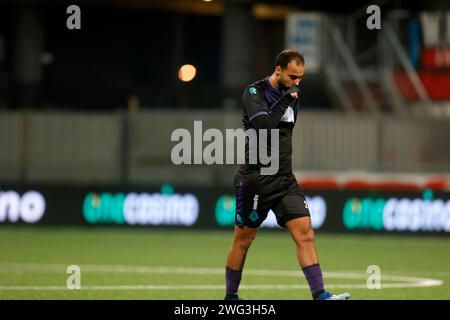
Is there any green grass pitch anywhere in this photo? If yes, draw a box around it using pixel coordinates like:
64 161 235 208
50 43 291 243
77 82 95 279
0 227 449 299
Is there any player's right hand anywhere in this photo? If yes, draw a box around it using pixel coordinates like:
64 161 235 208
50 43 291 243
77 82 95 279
287 85 300 99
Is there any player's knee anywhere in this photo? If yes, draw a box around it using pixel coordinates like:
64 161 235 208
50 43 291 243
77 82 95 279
234 234 255 251
297 225 315 244
301 228 315 242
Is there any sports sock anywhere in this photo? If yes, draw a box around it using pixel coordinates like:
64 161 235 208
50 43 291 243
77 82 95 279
302 263 325 299
225 266 242 296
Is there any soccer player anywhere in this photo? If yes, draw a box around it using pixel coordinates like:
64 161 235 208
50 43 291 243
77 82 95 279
224 49 350 301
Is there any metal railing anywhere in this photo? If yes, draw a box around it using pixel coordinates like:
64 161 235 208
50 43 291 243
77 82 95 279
322 7 436 116
322 16 380 113
379 21 433 115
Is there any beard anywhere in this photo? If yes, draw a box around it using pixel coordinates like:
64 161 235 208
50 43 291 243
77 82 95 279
277 78 289 91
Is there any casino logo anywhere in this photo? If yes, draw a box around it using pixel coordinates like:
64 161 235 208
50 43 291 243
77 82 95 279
0 191 46 224
83 184 199 226
342 190 450 232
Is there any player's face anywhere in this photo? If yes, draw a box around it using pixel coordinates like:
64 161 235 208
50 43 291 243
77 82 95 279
276 61 305 90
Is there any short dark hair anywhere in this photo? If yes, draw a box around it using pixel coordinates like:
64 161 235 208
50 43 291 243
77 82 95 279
275 49 305 69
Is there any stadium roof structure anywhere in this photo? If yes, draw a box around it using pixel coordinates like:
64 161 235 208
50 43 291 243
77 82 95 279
0 0 445 17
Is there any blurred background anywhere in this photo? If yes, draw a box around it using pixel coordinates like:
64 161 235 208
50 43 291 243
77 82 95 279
0 0 450 302
0 0 449 234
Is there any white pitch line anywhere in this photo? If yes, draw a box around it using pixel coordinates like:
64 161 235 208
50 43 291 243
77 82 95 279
0 263 443 291
0 282 443 291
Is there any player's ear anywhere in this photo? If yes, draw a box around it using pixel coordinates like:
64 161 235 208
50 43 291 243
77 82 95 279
275 66 281 76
